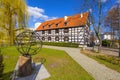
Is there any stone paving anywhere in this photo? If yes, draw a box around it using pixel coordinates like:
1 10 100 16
11 61 50 80
44 45 120 80
16 63 50 80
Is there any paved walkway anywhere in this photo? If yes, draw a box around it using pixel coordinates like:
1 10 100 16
43 45 120 80
11 60 50 80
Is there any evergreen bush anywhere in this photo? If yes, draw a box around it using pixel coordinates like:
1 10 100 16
102 40 110 47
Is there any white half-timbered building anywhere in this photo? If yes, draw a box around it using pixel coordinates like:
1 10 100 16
35 12 90 47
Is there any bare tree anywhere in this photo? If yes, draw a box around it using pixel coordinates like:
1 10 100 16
104 5 119 47
78 0 113 53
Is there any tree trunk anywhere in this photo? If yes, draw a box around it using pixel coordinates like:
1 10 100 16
97 0 102 53
9 13 14 46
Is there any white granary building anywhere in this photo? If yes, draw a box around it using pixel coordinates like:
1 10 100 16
35 12 90 47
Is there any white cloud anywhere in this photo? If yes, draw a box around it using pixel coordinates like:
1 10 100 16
28 6 58 21
99 0 107 3
89 8 92 12
35 22 41 29
28 6 48 20
46 17 58 21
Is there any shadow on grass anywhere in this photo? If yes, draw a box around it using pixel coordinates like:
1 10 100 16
2 71 13 80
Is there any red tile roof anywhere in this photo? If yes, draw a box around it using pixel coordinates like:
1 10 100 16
36 12 89 31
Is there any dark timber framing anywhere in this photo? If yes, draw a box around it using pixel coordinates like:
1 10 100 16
36 25 90 47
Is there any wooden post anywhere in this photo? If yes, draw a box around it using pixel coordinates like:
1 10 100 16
18 56 32 77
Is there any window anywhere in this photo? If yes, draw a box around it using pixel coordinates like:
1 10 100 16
48 30 51 34
55 29 59 33
64 22 68 26
43 26 45 29
55 36 59 41
42 31 45 34
42 37 45 41
64 28 69 33
56 23 59 27
48 36 51 41
48 25 51 28
64 36 69 41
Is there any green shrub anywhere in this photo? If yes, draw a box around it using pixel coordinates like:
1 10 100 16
0 49 4 80
43 42 78 48
102 40 111 47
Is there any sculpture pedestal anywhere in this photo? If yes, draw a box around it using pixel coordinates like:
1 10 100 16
18 56 32 77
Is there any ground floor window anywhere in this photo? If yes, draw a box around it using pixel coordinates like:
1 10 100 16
42 37 45 41
64 36 69 41
55 36 59 41
48 36 51 41
42 31 45 34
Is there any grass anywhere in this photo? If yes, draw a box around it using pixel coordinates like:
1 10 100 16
81 49 120 73
1 46 94 80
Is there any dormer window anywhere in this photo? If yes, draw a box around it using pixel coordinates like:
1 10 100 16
49 25 51 28
43 26 45 29
64 22 68 26
56 23 59 27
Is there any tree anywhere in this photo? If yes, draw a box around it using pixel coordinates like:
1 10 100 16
0 0 28 46
104 5 119 31
78 0 112 52
104 5 119 47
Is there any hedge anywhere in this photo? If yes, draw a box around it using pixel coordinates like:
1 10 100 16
43 42 78 48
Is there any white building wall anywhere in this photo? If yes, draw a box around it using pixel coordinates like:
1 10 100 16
36 26 89 45
104 35 112 40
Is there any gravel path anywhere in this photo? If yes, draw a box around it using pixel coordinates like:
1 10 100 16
43 45 120 80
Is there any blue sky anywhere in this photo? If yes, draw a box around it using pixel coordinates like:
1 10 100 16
26 0 119 30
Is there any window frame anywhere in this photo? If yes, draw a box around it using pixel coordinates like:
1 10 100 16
64 28 69 33
55 36 59 41
64 22 68 26
64 36 69 41
42 37 45 41
42 31 45 34
55 29 59 33
48 30 51 34
48 36 51 41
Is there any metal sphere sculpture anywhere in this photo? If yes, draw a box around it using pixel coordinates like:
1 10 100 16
15 30 42 56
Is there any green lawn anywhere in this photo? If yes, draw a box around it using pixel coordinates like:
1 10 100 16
2 46 94 80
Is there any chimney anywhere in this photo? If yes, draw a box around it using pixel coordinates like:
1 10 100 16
80 13 83 18
64 16 68 21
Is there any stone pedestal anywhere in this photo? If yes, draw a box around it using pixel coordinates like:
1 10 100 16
18 56 32 77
